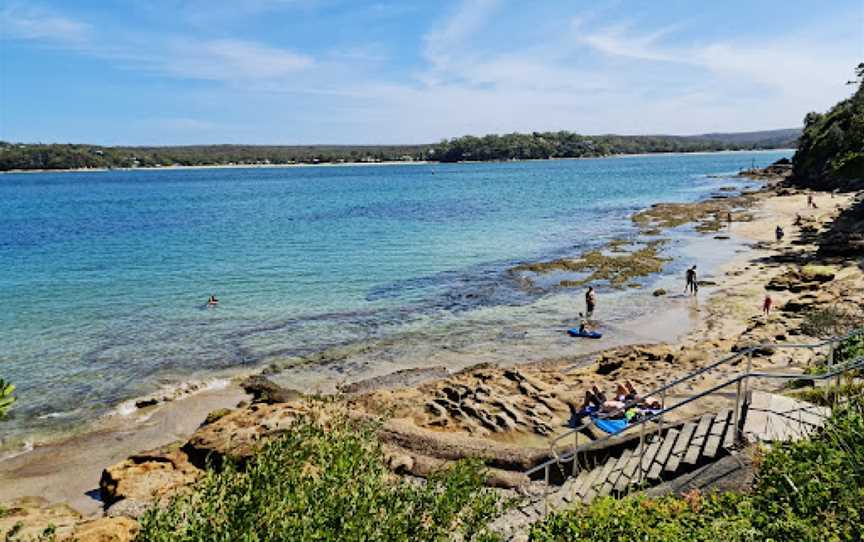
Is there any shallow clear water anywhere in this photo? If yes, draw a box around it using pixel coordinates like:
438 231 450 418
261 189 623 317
0 151 789 445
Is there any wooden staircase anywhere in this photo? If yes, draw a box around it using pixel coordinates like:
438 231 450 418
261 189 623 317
553 409 735 506
490 409 737 540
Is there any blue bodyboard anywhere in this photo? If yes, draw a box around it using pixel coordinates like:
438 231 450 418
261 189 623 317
568 328 603 339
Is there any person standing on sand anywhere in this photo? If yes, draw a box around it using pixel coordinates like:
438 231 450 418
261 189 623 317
685 265 697 295
763 294 773 317
585 286 596 318
775 225 784 242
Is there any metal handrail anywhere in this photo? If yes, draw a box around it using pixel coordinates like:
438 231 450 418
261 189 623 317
549 330 863 450
527 328 864 478
528 354 864 478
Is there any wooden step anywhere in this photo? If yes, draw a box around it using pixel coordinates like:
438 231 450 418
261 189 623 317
723 413 738 448
635 437 663 486
665 422 696 473
703 409 731 458
572 462 606 501
614 445 648 492
683 414 715 465
582 455 620 503
561 469 588 502
648 428 679 480
597 451 634 498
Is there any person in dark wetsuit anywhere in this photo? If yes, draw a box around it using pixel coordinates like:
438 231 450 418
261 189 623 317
585 286 596 318
685 265 698 295
775 225 784 242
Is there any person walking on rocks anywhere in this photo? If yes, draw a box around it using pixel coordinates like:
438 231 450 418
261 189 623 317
763 294 773 317
685 265 698 295
585 286 596 318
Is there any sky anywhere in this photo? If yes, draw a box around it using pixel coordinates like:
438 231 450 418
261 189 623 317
1 0 863 145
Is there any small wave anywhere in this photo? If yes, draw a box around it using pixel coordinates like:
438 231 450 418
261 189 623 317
0 439 34 462
37 409 79 420
112 377 233 418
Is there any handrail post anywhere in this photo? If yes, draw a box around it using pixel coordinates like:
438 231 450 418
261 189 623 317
638 419 646 484
544 464 550 515
733 377 743 443
572 430 579 477
659 388 667 434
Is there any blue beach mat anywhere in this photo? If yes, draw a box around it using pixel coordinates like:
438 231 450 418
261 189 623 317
592 416 629 434
567 328 603 339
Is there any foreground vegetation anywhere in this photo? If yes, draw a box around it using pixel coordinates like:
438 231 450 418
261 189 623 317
0 378 14 420
135 413 503 541
0 129 799 171
530 392 864 541
793 63 864 187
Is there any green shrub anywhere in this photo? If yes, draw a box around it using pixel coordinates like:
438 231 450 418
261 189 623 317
136 413 502 541
0 378 15 420
530 393 864 542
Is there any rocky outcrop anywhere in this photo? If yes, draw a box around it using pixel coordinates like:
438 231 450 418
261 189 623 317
70 517 139 542
766 266 835 293
239 375 302 404
338 366 450 395
731 319 789 357
182 400 314 467
99 445 199 513
0 497 82 540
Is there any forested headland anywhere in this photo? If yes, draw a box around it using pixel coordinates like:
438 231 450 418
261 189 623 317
0 129 799 172
792 63 864 189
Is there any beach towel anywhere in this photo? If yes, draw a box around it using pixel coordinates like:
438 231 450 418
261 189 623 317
592 416 629 434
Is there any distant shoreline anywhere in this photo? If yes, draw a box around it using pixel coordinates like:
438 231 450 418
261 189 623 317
0 148 792 175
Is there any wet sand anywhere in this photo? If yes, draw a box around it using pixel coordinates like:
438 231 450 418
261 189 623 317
0 385 248 516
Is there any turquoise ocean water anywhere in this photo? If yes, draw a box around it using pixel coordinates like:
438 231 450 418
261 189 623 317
0 151 789 447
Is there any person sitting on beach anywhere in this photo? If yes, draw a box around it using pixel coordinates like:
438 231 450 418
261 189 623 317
577 312 590 334
585 286 596 318
624 381 640 402
208 294 219 305
581 385 607 409
581 385 626 415
614 383 630 402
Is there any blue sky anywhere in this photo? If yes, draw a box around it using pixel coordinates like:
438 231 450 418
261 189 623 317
1 0 862 145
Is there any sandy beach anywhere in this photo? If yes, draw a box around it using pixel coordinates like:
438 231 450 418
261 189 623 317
1 173 861 538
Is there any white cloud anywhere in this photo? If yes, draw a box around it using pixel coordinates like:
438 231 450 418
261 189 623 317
421 0 500 80
160 39 314 82
4 1 861 144
0 2 91 44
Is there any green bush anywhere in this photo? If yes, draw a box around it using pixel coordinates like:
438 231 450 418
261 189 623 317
136 414 502 541
0 378 15 420
530 394 864 541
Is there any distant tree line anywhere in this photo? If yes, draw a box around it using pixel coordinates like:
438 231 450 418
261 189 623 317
0 143 427 171
428 130 798 163
793 63 864 188
0 129 800 172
